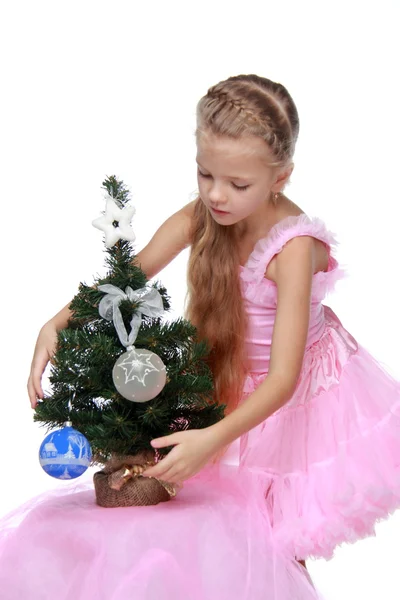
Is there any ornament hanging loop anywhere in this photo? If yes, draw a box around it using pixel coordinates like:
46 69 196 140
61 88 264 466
65 391 76 427
97 284 164 349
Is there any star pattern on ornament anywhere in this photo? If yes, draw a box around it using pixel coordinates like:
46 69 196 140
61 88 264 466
92 193 136 248
118 350 161 385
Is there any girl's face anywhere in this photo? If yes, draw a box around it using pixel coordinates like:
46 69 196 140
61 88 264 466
196 132 285 229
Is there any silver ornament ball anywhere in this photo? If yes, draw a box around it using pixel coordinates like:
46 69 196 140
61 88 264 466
112 347 167 402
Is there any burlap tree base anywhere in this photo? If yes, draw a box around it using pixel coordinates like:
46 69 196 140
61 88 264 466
93 452 177 507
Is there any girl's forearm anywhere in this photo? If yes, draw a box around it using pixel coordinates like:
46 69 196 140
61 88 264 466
209 373 294 448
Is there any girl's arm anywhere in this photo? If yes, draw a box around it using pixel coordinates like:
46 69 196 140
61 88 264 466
208 235 315 446
134 200 194 278
27 201 195 407
143 235 319 483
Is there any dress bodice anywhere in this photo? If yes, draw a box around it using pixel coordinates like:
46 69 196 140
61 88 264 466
239 214 344 373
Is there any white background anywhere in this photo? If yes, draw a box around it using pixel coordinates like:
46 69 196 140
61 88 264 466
1 1 399 598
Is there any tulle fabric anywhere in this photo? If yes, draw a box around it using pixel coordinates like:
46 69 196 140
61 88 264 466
0 467 321 600
240 313 400 560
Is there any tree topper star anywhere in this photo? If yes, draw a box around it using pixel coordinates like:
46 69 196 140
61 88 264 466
92 193 136 248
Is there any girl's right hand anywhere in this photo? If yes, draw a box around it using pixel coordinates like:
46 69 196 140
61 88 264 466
27 321 58 409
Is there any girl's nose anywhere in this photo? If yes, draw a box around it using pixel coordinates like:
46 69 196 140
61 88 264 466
208 183 226 204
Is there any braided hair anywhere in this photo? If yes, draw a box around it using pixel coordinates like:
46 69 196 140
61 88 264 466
198 74 299 165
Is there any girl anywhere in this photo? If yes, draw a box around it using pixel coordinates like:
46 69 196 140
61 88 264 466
139 75 400 561
15 74 399 585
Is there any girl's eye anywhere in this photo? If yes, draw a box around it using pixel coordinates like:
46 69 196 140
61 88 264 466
197 169 249 191
232 183 250 191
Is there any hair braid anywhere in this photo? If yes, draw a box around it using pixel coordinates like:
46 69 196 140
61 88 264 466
201 75 299 164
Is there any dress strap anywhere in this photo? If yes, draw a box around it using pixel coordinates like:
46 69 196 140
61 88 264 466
241 214 339 285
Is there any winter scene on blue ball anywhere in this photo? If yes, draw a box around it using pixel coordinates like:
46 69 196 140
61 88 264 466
39 426 92 480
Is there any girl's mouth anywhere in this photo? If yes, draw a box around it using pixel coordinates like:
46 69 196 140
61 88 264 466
211 207 230 216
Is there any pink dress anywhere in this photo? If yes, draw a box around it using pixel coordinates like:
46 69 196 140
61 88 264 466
230 213 400 560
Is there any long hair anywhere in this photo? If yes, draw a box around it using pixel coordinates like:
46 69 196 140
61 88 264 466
186 75 300 413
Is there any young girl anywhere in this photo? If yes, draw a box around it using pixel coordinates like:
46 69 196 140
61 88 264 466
5 73 398 595
138 74 400 562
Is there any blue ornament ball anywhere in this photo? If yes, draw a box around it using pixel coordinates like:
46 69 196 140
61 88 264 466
39 426 92 480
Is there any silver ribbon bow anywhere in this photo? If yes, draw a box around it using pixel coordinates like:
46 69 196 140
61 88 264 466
97 284 164 349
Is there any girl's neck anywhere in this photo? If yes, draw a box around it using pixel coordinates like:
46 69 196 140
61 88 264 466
238 195 292 241
237 194 302 247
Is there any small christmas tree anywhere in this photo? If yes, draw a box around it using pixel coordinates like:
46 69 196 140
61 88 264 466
35 175 224 506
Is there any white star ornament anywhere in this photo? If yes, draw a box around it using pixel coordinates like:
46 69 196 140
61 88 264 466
92 196 136 248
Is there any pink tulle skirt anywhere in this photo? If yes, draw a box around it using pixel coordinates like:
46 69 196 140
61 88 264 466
239 313 400 560
0 466 320 600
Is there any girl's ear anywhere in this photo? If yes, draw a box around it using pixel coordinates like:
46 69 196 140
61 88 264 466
273 162 294 192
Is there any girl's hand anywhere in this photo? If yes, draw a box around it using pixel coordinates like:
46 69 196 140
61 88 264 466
142 428 222 483
27 321 58 409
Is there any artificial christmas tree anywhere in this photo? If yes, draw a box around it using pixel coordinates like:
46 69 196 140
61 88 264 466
34 175 224 506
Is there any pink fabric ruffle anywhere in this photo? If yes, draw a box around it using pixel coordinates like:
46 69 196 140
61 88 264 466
240 214 345 305
240 322 400 560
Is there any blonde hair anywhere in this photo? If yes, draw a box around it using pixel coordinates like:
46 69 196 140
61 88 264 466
186 75 300 413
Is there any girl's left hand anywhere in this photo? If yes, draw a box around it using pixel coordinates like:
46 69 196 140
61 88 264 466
142 427 222 483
